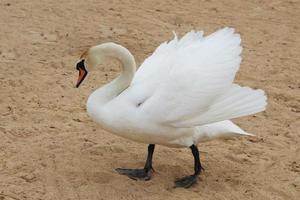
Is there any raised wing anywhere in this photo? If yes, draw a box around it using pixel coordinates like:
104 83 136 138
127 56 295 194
133 27 266 127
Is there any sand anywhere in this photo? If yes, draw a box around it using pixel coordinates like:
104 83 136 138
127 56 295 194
0 0 299 199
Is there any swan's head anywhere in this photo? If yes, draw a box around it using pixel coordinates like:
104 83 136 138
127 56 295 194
75 44 114 88
75 43 135 87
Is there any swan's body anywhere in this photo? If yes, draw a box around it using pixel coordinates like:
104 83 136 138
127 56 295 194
76 27 267 187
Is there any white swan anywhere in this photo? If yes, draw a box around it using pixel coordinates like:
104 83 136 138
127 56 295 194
75 27 267 188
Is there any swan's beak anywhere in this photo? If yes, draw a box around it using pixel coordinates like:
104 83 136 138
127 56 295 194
76 59 88 88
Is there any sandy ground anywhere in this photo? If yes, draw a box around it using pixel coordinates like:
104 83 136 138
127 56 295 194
0 0 299 199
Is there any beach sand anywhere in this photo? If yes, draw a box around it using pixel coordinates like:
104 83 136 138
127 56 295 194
0 0 299 199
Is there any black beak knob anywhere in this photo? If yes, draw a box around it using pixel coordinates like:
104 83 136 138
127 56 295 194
76 59 85 70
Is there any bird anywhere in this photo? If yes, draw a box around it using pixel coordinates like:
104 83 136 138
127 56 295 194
75 27 267 188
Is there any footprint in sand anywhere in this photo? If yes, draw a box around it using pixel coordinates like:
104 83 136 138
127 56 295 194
289 161 300 173
28 31 59 45
0 49 17 62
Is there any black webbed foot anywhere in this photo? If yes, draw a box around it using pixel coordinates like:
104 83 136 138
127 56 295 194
174 144 202 188
115 144 155 181
175 174 198 188
115 168 153 181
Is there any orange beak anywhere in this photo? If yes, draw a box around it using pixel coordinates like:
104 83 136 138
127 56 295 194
76 60 88 88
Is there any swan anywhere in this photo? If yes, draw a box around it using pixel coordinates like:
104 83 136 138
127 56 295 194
75 27 267 188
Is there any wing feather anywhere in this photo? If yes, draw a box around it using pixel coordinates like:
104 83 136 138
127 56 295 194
132 27 266 127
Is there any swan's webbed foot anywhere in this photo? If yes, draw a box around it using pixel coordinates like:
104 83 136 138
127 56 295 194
115 144 155 181
175 174 198 188
174 144 202 188
115 168 153 181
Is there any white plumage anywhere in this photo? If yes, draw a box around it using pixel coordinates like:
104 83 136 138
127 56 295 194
79 27 267 147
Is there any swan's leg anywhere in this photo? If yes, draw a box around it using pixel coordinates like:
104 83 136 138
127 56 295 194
116 144 155 181
175 144 202 188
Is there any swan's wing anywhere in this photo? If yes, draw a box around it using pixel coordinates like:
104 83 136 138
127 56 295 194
131 30 204 86
138 27 266 127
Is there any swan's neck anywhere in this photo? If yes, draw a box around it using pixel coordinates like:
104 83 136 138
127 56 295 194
86 43 136 117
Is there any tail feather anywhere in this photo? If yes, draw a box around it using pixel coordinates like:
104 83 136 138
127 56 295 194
195 120 254 142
